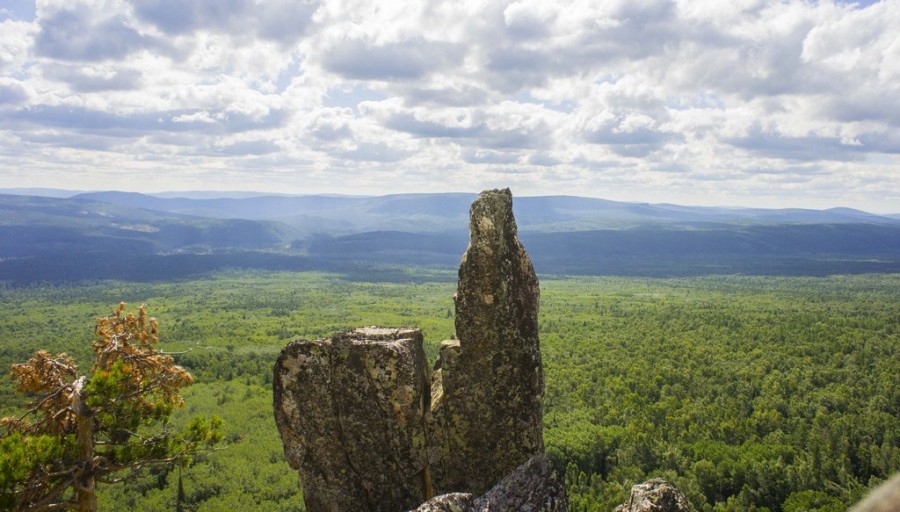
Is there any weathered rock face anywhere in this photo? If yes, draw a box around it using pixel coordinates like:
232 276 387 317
273 327 430 512
471 453 567 512
413 454 567 512
429 188 544 495
614 479 691 512
273 189 554 511
413 492 475 512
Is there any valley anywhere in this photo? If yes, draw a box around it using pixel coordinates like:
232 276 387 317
2 191 900 284
1 271 896 511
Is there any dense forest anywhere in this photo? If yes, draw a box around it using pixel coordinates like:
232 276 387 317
0 271 897 511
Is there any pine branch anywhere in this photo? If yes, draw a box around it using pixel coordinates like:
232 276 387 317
21 476 76 512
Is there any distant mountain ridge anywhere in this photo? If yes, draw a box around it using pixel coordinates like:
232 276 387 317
4 188 897 226
2 191 900 283
0 188 83 198
67 191 899 231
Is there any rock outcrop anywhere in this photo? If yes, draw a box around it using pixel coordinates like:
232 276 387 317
413 492 475 512
273 189 557 512
428 188 544 495
273 327 431 512
413 454 566 512
614 480 691 512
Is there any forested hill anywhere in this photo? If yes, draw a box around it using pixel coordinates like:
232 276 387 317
2 191 900 283
67 190 900 231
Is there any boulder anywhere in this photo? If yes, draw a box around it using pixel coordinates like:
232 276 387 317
614 479 691 512
413 493 476 512
414 454 567 512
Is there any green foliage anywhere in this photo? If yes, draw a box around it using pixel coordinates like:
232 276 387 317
541 275 900 511
98 381 304 512
1 271 898 511
0 433 77 509
0 304 222 511
782 490 844 512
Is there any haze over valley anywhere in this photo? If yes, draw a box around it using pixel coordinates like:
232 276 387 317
2 189 899 283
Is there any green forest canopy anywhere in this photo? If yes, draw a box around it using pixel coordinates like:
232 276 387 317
0 271 897 511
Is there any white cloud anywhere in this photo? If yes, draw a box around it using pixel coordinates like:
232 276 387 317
172 111 216 124
0 0 897 211
0 19 36 71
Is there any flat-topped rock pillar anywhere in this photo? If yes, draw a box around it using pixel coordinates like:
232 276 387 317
273 327 431 512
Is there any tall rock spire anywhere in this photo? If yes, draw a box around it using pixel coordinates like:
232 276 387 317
273 189 551 511
429 188 544 494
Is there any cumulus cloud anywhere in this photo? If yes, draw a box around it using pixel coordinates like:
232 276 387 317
0 81 27 105
42 63 143 92
321 37 464 81
132 0 319 44
395 111 548 150
403 85 489 108
0 19 35 71
337 141 411 163
35 8 165 61
728 125 867 162
461 148 521 165
213 139 281 156
583 112 683 158
307 115 353 142
0 0 898 211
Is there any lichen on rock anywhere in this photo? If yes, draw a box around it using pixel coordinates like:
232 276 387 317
413 492 476 512
614 479 691 512
428 188 545 495
273 327 430 512
414 454 566 512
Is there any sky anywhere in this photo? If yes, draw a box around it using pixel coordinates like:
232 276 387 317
0 0 898 212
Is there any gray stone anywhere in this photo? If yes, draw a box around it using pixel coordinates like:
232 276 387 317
614 479 691 512
413 492 476 512
414 455 567 512
273 327 430 512
429 188 544 495
471 454 567 512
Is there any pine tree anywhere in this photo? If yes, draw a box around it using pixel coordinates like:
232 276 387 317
0 303 222 511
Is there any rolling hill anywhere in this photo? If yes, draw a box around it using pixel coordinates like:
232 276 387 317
66 191 898 231
2 191 899 283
